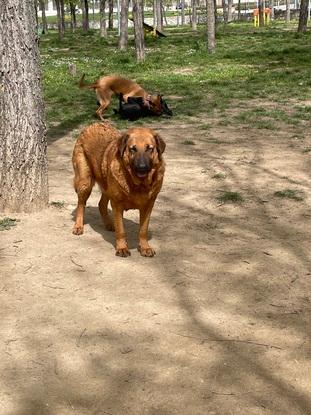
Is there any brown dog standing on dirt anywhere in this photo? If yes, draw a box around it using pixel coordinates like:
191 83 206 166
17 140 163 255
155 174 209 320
79 74 163 120
72 122 166 257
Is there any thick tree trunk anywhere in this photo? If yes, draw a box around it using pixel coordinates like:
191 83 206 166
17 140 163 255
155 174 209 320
206 0 215 53
132 0 145 62
227 0 233 21
108 0 114 29
298 0 309 32
100 0 107 37
0 0 48 213
286 0 291 22
119 0 128 48
191 0 197 30
39 0 48 33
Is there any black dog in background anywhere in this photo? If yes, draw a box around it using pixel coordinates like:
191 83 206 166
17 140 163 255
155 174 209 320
114 94 173 121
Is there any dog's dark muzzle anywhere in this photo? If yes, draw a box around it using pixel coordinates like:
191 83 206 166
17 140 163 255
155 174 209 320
134 155 151 178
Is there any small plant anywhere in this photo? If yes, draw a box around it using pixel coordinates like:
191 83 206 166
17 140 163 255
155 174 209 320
0 217 19 231
212 173 226 179
182 140 195 145
217 191 244 203
302 147 311 153
50 200 65 209
274 189 303 201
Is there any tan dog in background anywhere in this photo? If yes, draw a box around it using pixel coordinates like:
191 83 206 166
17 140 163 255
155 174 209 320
79 74 163 120
72 122 166 257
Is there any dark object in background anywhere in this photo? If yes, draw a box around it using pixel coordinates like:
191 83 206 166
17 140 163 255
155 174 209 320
114 94 173 121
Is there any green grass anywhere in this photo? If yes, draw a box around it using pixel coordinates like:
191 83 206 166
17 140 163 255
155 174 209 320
217 191 244 203
274 189 303 201
40 23 311 139
0 217 19 231
50 200 65 209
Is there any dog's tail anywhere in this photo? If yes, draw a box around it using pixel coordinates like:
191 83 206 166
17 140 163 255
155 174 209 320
79 74 98 90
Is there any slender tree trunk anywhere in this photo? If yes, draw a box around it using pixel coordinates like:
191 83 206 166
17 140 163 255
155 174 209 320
238 0 241 20
34 0 39 26
191 0 197 29
286 0 291 22
298 0 309 32
206 0 215 53
155 0 163 31
55 0 64 39
60 0 65 32
132 0 145 62
214 0 218 26
82 0 89 31
258 0 264 26
39 0 48 33
153 0 156 26
100 0 107 36
0 0 48 213
70 2 77 30
181 0 185 25
119 0 129 48
270 0 275 19
108 0 114 29
227 0 233 21
222 0 228 23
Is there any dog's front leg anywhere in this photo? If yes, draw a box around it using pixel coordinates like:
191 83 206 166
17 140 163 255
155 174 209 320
111 201 130 257
138 199 156 257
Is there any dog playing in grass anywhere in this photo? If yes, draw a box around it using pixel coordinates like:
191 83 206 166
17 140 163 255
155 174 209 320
79 74 164 120
72 122 166 257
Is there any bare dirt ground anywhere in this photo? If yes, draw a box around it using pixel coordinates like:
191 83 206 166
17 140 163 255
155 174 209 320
1 114 311 415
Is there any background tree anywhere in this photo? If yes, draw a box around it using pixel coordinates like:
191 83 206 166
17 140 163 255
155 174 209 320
119 0 129 48
108 0 114 29
68 0 78 30
191 0 197 30
0 0 48 213
39 0 48 33
222 0 228 23
155 0 163 32
81 0 89 31
298 0 309 32
132 0 145 62
227 0 233 22
286 0 291 23
206 0 215 53
258 0 264 27
181 0 186 25
100 0 107 37
55 0 65 39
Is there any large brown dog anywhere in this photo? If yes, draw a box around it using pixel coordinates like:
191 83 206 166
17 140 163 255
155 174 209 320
79 74 163 120
72 122 166 257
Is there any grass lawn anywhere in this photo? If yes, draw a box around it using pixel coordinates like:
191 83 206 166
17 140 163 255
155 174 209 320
40 22 311 138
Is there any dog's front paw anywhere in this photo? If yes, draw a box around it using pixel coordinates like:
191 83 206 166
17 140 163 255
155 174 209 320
138 245 156 257
116 247 131 257
73 225 84 235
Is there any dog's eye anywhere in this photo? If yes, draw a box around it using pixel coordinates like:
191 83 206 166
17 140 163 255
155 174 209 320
146 145 154 152
129 146 137 154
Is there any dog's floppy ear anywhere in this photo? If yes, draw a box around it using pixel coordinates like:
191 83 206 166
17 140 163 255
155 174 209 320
118 132 129 157
155 133 166 159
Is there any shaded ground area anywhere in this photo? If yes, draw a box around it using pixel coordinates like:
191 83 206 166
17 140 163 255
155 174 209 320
1 115 311 415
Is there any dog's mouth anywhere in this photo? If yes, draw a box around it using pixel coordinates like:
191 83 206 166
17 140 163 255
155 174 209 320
135 169 149 178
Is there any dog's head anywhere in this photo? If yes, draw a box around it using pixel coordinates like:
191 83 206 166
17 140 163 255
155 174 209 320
118 127 166 180
147 94 173 117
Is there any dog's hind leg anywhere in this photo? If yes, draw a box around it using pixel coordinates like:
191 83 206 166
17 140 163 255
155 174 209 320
98 192 114 231
72 146 94 235
96 90 113 120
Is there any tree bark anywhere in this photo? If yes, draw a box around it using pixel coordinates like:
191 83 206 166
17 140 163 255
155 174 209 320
108 0 114 29
100 0 107 37
206 0 215 53
119 0 129 48
191 0 197 30
132 0 145 62
298 0 309 32
258 0 264 26
227 0 233 21
0 0 48 213
222 0 228 23
181 0 185 25
270 0 275 19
